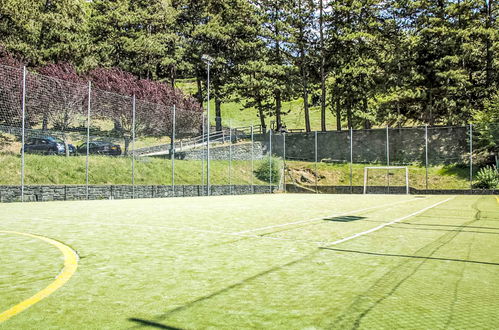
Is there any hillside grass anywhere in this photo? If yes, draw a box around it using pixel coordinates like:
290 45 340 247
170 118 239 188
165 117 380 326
175 80 338 131
0 153 472 190
285 161 472 190
0 154 268 186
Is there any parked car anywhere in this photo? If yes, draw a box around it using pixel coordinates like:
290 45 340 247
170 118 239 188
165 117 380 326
77 141 122 156
22 136 76 155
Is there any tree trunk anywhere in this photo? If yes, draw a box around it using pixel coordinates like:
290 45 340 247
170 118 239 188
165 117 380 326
214 83 222 132
274 6 283 132
196 74 203 104
298 14 311 133
485 0 494 89
362 98 371 129
425 89 434 125
347 100 352 130
63 132 69 157
124 136 130 156
42 113 48 131
334 92 341 131
170 65 176 88
303 80 311 132
319 0 326 132
257 99 267 131
275 90 282 130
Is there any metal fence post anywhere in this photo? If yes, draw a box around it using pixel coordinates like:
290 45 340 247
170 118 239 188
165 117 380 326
386 126 390 194
283 132 286 193
207 116 210 197
132 95 136 199
251 125 254 194
425 125 428 191
350 127 353 193
315 131 318 194
172 105 176 196
85 81 91 200
469 123 473 190
202 112 205 193
229 119 232 194
269 129 272 193
20 66 26 202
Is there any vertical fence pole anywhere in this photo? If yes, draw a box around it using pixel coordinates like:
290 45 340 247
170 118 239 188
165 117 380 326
283 132 286 193
350 127 353 193
315 131 318 194
363 167 368 194
469 123 473 190
425 125 429 192
172 105 176 196
85 81 91 200
206 116 210 196
386 126 390 194
251 125 254 194
229 119 232 195
202 113 205 194
131 95 136 199
269 129 272 193
20 66 26 202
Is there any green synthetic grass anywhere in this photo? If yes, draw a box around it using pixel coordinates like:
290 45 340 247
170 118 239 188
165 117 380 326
0 194 498 329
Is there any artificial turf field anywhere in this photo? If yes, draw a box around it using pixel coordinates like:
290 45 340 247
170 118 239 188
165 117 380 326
0 194 498 329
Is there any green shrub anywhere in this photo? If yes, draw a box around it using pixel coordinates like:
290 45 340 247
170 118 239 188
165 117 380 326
473 166 499 189
254 158 281 184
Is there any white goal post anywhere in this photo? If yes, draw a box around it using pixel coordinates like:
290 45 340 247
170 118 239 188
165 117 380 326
363 166 409 194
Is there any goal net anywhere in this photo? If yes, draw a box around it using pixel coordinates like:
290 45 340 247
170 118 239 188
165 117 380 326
363 166 409 194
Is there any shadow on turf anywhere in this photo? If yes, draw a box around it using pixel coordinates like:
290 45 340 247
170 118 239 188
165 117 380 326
128 318 184 329
323 215 366 222
389 225 499 236
320 247 499 266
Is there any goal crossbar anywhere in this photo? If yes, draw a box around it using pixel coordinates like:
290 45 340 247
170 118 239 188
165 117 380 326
363 166 409 194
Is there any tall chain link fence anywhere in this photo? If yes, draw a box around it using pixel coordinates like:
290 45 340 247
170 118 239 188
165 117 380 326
0 64 497 202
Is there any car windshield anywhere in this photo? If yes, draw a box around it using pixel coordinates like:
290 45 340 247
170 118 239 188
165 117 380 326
45 137 64 144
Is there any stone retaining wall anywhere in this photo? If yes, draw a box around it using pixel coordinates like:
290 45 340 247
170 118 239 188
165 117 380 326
176 142 266 161
0 184 278 203
284 184 498 195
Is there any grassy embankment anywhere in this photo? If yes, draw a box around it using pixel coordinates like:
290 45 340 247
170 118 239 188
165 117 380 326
0 153 471 189
0 153 266 186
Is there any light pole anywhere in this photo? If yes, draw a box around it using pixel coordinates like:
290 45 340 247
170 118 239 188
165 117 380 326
202 54 214 195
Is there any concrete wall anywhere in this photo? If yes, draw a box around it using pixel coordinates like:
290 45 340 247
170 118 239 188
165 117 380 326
0 184 278 203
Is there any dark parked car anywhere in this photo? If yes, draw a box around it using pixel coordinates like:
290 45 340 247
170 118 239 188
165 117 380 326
22 137 76 155
77 141 122 156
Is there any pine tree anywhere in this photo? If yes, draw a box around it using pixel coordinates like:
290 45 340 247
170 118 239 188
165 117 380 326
0 0 90 67
90 0 178 80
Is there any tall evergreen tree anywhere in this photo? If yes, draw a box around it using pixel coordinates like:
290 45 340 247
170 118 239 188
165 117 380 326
290 0 316 132
90 0 178 80
0 0 90 67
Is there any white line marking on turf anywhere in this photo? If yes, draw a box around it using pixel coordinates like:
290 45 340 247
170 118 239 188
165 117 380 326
323 197 454 247
233 197 427 235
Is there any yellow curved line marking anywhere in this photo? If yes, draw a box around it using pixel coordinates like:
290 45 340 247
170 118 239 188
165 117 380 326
0 230 78 323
